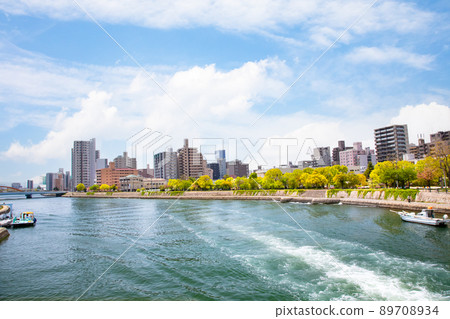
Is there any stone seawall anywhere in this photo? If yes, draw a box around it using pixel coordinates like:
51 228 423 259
328 190 450 204
0 227 10 242
64 189 450 213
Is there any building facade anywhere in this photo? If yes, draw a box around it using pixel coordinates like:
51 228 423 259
177 139 209 179
312 147 331 167
215 150 227 179
226 160 249 177
72 138 97 189
154 148 178 180
119 175 167 191
96 162 138 187
374 125 409 162
207 163 220 180
114 152 137 169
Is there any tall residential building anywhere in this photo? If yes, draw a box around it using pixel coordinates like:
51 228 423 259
226 160 249 177
374 125 409 162
339 143 376 172
96 158 108 170
207 163 220 180
332 141 353 165
114 152 137 169
312 147 331 167
72 138 97 189
27 180 33 190
154 148 178 180
177 139 208 179
215 150 227 179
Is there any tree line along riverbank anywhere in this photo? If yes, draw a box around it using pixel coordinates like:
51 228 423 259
63 189 450 214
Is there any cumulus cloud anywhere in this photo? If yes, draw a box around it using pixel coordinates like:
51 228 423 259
1 91 139 163
346 46 435 69
390 102 450 143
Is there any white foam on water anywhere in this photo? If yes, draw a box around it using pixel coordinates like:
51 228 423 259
238 229 445 300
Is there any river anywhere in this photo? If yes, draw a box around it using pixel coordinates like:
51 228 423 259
0 197 449 301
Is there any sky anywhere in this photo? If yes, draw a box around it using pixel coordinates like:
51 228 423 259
0 0 450 186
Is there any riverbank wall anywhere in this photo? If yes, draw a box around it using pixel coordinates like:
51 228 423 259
63 189 450 213
0 227 10 242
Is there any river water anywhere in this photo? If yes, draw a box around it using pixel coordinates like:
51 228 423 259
0 197 449 301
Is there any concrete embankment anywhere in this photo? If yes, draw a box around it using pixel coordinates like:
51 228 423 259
64 189 450 213
0 227 10 242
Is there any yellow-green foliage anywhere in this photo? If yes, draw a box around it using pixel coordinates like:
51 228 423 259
233 190 277 196
383 189 419 200
169 191 185 196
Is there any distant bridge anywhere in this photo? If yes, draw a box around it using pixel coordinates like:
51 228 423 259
0 186 67 199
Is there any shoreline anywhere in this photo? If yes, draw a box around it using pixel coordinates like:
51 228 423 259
63 190 450 214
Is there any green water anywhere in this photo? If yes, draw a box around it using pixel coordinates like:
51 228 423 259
0 197 449 300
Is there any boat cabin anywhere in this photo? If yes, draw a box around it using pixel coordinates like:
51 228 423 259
418 208 434 218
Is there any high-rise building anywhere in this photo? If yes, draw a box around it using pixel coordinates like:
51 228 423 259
177 139 208 179
96 158 108 170
207 163 220 180
226 160 249 177
27 180 33 190
72 138 97 189
312 147 331 167
332 141 348 165
215 150 227 179
374 125 409 162
114 152 137 169
154 148 178 180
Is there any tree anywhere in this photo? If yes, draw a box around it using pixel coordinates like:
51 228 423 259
249 172 257 179
396 160 417 188
111 184 117 191
76 183 86 192
370 161 396 187
416 157 441 187
262 168 284 189
333 173 347 189
194 175 214 190
99 184 110 191
364 161 374 179
304 172 328 188
90 184 99 191
434 141 450 187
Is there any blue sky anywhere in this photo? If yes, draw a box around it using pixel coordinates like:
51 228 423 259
0 0 449 186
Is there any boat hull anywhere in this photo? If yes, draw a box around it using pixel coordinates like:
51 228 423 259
400 215 448 227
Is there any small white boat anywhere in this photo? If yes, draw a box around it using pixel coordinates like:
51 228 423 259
0 204 13 228
394 207 449 227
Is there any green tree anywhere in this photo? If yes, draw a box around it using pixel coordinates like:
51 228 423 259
262 168 284 189
249 172 257 179
90 184 99 191
364 161 374 179
370 161 396 187
99 184 110 191
396 161 417 188
416 157 441 187
333 173 347 189
76 183 86 192
304 172 328 188
194 175 214 190
111 184 117 191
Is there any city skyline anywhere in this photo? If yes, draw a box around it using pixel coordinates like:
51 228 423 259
1 1 450 185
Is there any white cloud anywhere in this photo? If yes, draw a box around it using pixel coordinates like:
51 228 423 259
390 102 450 144
1 91 139 163
346 46 435 69
0 0 435 44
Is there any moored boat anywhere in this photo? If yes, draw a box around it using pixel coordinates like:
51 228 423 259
11 211 37 228
394 207 449 227
0 204 13 228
